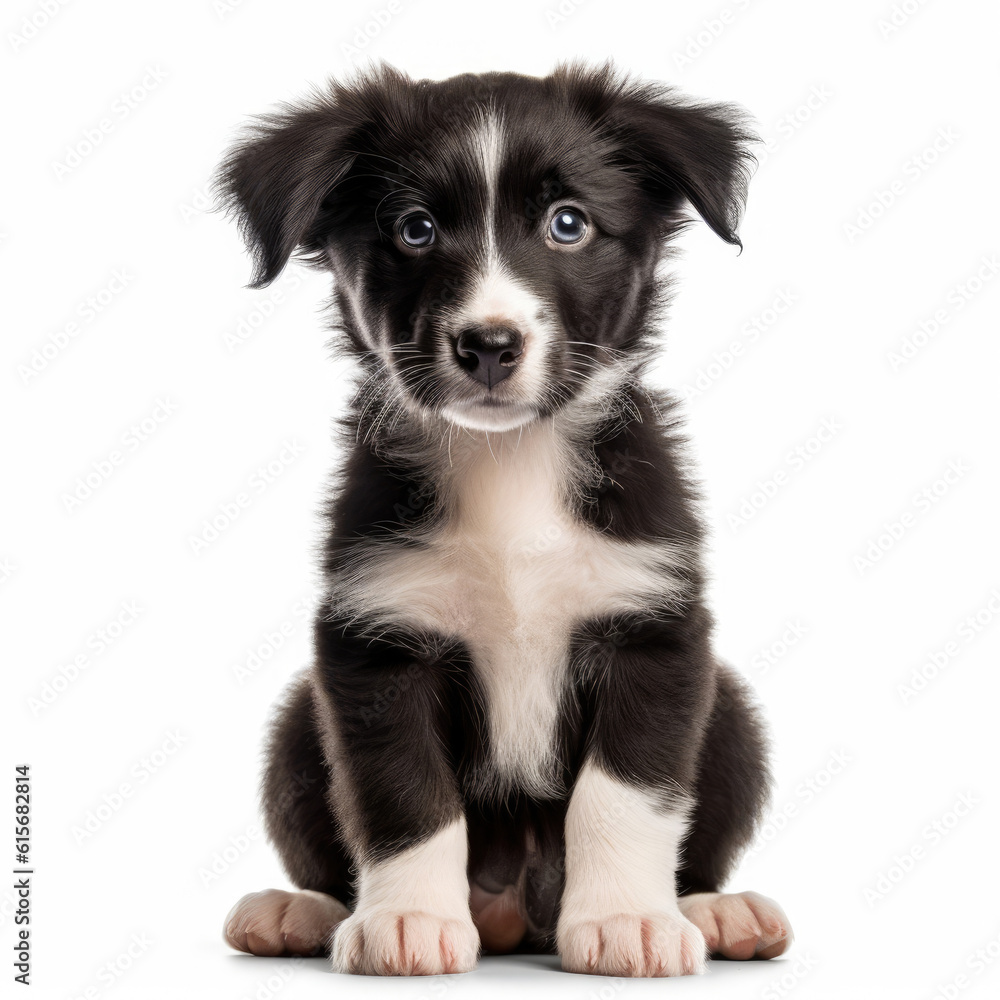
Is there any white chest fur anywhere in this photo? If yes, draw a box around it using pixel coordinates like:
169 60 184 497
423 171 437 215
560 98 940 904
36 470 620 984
329 423 688 798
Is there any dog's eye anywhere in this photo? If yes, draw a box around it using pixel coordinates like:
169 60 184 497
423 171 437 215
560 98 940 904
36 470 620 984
549 209 587 245
397 213 435 250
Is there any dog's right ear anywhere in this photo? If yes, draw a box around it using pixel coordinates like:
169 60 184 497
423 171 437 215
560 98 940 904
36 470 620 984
214 66 411 288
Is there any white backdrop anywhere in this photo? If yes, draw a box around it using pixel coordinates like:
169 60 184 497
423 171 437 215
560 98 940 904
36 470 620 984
4 1 999 998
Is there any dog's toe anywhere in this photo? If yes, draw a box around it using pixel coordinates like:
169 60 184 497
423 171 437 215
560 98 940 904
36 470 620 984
331 909 479 975
558 910 707 977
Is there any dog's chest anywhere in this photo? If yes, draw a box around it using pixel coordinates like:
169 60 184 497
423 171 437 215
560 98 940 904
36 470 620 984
341 429 674 796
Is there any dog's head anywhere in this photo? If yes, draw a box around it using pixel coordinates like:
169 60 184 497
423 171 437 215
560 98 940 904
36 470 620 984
217 63 754 432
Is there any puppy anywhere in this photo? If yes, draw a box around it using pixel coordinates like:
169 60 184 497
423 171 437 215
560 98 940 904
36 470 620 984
218 62 792 977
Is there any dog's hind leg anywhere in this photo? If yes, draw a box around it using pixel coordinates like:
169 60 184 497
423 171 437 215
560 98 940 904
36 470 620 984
224 889 349 956
223 671 355 956
677 890 791 960
676 663 794 960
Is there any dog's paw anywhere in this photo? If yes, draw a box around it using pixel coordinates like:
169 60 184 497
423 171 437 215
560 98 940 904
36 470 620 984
557 910 707 977
224 889 349 956
678 890 792 960
331 909 479 975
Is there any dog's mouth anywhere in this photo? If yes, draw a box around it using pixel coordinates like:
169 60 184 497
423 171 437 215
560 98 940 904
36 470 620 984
387 348 541 432
440 394 539 433
391 325 544 431
441 346 545 431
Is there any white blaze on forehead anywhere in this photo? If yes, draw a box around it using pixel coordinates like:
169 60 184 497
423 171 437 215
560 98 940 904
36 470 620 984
460 109 547 337
430 109 565 431
453 259 548 331
468 108 503 264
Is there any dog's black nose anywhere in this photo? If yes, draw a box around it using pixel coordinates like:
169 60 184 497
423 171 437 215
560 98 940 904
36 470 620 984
454 326 524 388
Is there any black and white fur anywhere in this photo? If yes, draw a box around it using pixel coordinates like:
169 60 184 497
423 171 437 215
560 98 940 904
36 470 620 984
217 62 791 977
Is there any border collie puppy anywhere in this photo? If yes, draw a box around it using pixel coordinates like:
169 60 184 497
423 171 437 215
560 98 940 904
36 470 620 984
218 62 792 978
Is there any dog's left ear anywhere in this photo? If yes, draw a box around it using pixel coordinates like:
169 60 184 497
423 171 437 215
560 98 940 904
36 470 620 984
608 77 757 248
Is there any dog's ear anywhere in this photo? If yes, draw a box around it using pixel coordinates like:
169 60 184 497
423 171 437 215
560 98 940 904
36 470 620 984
562 64 756 247
615 82 757 247
215 101 355 288
215 66 411 288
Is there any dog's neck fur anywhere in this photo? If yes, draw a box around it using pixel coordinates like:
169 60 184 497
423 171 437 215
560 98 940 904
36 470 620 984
349 358 645 511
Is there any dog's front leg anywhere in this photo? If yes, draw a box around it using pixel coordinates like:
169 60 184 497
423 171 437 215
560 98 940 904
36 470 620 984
312 624 478 976
556 617 713 977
